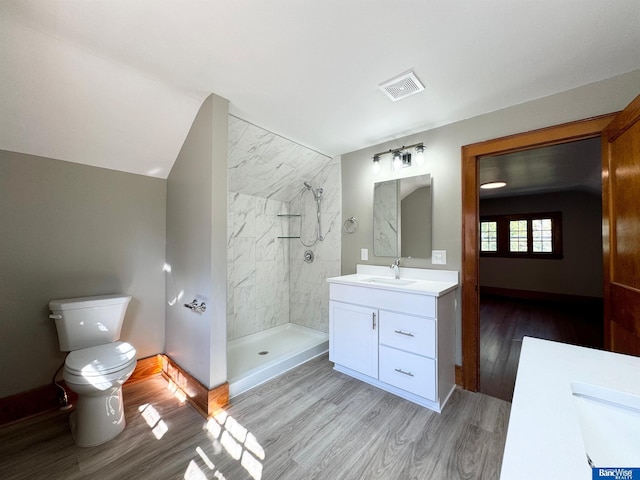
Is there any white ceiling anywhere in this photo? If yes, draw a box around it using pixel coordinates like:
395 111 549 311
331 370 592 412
1 1 640 179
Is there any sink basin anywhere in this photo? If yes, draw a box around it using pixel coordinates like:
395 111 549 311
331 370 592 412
363 277 415 286
571 382 640 468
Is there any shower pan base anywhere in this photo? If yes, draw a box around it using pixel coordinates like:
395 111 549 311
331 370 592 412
227 323 328 398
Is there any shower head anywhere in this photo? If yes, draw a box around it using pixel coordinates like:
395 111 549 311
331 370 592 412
304 181 313 189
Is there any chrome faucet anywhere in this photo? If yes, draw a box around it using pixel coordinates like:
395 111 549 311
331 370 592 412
390 258 401 279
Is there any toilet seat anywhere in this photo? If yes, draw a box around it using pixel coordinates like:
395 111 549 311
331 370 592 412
65 341 137 376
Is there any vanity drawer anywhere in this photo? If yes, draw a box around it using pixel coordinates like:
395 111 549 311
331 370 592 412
379 311 435 358
379 345 436 401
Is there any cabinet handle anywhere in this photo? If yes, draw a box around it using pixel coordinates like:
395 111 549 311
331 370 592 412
372 312 376 330
394 368 414 377
394 329 414 337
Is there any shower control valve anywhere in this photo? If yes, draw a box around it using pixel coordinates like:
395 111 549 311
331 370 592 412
304 250 315 263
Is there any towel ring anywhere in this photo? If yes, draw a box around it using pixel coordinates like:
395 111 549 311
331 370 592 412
343 216 358 234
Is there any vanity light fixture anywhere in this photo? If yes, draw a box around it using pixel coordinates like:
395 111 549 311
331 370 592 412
480 181 507 189
372 142 425 172
372 154 381 174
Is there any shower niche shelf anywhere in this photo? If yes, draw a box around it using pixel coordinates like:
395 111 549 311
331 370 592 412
277 214 301 239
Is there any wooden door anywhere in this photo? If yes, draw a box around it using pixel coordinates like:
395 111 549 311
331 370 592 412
602 93 640 355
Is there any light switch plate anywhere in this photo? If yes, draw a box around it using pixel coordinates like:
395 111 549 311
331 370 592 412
432 250 446 265
361 248 368 261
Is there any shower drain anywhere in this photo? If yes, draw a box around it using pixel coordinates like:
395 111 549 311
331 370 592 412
258 351 269 356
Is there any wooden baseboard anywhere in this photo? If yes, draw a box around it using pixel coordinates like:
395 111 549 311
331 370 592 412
127 355 163 384
0 354 164 428
480 286 603 307
160 355 229 418
455 365 463 387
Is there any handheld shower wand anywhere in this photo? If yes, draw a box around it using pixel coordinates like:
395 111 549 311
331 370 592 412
300 180 324 245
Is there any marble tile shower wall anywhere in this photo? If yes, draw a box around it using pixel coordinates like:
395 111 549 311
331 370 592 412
288 157 341 333
227 193 290 341
228 115 331 202
226 116 341 341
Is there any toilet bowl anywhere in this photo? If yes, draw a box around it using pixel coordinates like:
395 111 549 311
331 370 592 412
63 341 137 447
49 294 136 447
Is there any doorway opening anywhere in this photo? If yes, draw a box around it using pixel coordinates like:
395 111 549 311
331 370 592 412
460 113 617 393
477 139 604 401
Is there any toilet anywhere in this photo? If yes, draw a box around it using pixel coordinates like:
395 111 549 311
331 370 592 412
49 294 137 447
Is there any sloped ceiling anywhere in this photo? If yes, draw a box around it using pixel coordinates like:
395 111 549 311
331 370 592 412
1 1 640 179
228 116 331 202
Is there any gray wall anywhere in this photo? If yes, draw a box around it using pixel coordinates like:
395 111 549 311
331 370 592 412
479 191 603 298
341 68 640 364
165 93 228 389
0 150 166 398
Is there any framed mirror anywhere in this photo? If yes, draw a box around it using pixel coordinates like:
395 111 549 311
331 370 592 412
373 174 432 258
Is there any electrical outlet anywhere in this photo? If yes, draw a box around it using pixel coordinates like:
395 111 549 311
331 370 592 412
432 250 446 265
361 248 369 261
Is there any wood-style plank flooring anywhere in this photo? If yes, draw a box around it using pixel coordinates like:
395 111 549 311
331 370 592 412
480 295 603 402
0 355 510 480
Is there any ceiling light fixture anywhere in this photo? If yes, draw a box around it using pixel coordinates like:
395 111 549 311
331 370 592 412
480 181 507 190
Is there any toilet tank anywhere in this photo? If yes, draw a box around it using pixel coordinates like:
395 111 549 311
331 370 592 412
49 294 132 351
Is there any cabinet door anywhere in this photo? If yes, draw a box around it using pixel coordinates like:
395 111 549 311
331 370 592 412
329 301 378 378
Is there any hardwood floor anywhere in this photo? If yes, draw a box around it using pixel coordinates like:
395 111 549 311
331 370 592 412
480 295 604 402
0 355 510 480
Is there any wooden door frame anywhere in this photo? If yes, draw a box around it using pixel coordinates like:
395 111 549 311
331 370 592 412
460 113 617 392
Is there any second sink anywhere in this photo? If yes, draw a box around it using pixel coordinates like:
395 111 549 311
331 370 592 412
571 382 640 468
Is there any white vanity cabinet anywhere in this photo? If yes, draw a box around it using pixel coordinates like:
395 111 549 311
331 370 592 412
328 267 458 413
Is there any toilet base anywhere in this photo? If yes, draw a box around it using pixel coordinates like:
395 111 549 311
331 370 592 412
70 386 126 447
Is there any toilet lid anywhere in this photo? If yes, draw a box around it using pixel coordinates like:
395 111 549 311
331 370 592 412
65 341 136 376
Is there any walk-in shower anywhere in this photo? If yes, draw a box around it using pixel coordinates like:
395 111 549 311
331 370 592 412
300 180 325 246
225 117 339 400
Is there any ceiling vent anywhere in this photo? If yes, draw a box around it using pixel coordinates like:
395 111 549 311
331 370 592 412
379 71 425 102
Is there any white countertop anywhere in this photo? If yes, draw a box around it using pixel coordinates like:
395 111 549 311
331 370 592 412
327 268 458 297
500 337 640 479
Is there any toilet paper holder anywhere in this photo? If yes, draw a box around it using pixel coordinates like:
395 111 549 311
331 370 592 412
184 299 206 313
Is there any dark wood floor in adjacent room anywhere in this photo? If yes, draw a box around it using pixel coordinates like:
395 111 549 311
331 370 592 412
479 294 604 402
0 354 510 480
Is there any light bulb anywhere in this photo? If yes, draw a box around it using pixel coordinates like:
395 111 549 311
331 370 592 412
372 156 381 174
415 145 425 166
392 151 402 170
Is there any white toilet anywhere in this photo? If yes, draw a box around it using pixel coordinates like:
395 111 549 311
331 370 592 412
49 294 137 447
